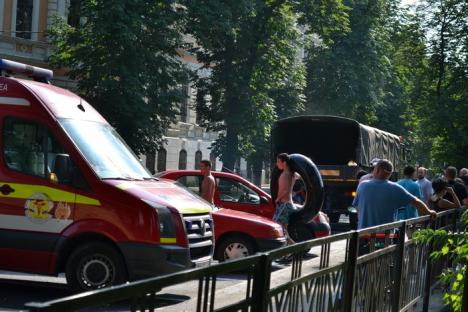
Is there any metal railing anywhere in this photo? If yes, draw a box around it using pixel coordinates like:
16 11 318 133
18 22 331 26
25 209 464 312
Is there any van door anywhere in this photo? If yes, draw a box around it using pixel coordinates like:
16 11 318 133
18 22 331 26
0 116 76 274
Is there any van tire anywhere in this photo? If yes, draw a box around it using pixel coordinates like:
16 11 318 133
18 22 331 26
65 242 127 292
216 235 256 262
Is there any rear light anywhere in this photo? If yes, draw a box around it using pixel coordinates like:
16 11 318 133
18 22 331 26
344 191 357 197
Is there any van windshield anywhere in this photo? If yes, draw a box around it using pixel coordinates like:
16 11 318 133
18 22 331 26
60 119 151 180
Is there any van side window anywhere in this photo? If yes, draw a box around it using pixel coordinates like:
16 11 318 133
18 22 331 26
3 117 67 181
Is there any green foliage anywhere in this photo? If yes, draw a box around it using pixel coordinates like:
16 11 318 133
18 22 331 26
414 210 468 312
184 0 349 171
410 0 468 169
48 0 188 154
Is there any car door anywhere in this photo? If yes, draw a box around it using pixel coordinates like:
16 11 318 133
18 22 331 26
215 177 263 215
0 116 77 273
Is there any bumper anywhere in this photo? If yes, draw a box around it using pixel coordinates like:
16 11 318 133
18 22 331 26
118 242 211 281
255 237 287 252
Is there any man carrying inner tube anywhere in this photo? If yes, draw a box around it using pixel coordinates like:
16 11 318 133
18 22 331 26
274 153 298 245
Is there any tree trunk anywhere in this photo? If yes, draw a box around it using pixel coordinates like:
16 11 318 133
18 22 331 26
221 126 238 171
252 159 263 187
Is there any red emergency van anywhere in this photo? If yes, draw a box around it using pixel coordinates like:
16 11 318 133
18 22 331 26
0 59 214 291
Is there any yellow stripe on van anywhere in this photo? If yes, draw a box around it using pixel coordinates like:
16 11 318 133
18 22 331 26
0 182 100 206
160 237 177 244
115 182 134 190
178 207 212 214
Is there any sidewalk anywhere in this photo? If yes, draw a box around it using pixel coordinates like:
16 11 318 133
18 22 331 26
415 288 449 312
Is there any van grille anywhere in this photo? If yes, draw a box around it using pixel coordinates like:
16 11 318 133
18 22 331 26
183 214 213 260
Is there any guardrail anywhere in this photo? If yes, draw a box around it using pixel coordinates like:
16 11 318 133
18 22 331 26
25 209 464 312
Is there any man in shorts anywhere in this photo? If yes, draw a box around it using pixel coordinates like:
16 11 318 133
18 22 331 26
274 153 297 245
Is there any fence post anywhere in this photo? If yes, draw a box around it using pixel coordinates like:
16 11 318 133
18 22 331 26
422 219 436 312
392 221 407 312
343 231 359 312
252 253 271 312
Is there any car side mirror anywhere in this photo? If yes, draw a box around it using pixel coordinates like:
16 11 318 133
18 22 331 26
51 154 72 184
260 196 269 204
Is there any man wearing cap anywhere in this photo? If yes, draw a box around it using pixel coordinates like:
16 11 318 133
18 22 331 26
358 158 380 184
353 159 436 230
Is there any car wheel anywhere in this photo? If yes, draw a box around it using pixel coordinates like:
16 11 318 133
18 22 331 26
216 235 256 262
66 242 127 292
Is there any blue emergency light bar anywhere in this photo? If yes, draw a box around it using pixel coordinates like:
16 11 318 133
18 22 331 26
0 58 53 82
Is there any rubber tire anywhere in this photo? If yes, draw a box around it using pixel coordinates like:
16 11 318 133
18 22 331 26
271 153 324 222
288 220 315 243
215 235 256 262
65 242 127 292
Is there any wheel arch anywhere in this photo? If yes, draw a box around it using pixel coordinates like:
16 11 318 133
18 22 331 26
54 232 127 277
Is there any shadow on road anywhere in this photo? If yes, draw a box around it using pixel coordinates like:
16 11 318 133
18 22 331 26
0 279 190 311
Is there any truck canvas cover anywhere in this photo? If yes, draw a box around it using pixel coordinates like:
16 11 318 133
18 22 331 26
272 115 401 169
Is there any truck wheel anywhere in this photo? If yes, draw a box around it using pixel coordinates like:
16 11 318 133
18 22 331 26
65 242 127 292
328 213 340 224
216 235 256 262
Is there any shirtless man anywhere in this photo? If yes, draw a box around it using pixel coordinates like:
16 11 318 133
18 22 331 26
200 160 215 204
274 153 297 244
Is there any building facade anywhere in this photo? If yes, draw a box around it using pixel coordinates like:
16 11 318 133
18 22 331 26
0 0 227 173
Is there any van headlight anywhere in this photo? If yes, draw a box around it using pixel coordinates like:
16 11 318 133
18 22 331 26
142 199 177 243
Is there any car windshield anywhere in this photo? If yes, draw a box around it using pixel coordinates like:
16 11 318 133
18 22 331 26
59 119 151 180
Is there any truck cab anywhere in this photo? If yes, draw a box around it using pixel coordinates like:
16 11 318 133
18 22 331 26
0 59 213 291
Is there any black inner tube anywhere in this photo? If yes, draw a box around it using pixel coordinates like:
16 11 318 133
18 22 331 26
270 153 324 223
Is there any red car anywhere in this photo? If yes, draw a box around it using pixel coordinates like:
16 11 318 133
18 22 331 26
158 170 331 239
211 208 286 261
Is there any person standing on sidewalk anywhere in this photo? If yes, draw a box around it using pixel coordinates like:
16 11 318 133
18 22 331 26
397 166 422 220
417 167 433 206
353 159 436 230
274 153 297 245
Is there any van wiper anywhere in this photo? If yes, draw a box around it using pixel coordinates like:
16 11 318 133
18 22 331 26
102 177 143 181
143 177 159 181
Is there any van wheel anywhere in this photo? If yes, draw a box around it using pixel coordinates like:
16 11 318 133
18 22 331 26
66 242 127 292
216 235 255 262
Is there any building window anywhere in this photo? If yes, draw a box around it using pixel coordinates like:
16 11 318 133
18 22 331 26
146 152 155 174
210 152 217 171
157 148 167 172
194 151 202 169
16 0 34 39
178 149 187 170
67 0 82 28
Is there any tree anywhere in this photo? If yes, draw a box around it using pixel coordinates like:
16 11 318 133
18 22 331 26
304 0 390 125
48 0 188 154
185 0 349 172
414 210 468 312
403 0 468 169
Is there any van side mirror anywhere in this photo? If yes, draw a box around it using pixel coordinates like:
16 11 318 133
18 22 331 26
51 154 72 184
260 196 269 204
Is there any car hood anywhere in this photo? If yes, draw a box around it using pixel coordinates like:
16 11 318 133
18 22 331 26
104 179 212 214
213 208 280 226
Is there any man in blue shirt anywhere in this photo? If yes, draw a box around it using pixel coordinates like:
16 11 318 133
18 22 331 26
397 166 422 220
353 159 436 230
